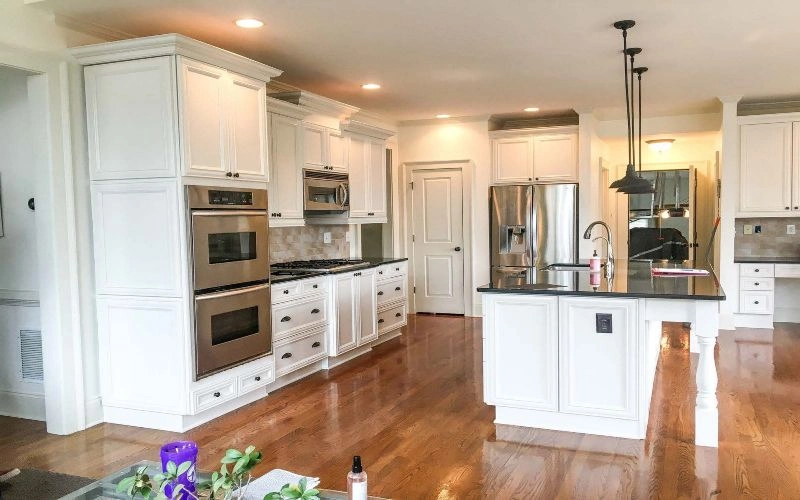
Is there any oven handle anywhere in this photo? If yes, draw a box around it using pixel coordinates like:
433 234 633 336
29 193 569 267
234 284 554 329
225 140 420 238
337 183 348 208
195 282 269 301
191 210 267 218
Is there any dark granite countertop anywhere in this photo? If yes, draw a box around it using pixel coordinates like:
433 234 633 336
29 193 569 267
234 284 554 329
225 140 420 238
734 256 800 264
270 258 408 284
477 260 725 301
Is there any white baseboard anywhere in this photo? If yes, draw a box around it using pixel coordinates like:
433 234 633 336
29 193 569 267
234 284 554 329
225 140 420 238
733 313 774 329
774 307 800 323
470 301 483 317
268 360 326 393
718 312 736 331
85 395 103 428
495 406 644 440
0 390 46 421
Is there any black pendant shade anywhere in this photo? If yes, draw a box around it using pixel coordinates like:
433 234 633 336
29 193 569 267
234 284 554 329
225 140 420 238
609 20 655 195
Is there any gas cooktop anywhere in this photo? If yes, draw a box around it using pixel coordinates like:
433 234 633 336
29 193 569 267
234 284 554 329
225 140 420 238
271 259 371 273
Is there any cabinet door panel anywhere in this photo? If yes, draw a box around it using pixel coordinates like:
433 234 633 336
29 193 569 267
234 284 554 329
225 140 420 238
347 135 369 217
178 58 228 177
328 129 349 172
739 122 792 214
485 295 558 410
794 122 800 212
334 274 358 355
269 113 304 220
358 270 378 344
228 73 268 181
493 137 533 183
303 124 326 170
84 57 178 180
559 297 638 419
368 139 388 217
533 133 578 182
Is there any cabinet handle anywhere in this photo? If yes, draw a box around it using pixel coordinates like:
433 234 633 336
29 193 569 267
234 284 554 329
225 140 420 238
368 212 374 216
395 313 402 317
233 172 240 178
283 289 289 294
528 177 532 181
395 287 401 291
311 308 320 314
378 271 383 275
313 284 318 288
312 341 321 348
754 301 760 305
378 319 385 324
786 207 791 210
795 206 799 210
377 291 384 296
535 177 540 181
255 376 261 382
395 267 400 271
281 352 292 359
755 282 760 286
277 213 282 217
754 269 759 273
226 172 233 177
281 316 291 322
213 391 221 398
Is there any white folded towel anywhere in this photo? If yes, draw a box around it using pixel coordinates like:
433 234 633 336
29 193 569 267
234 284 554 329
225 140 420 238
238 469 320 500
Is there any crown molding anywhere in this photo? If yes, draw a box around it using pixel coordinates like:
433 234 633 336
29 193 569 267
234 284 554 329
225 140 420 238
70 33 283 82
489 124 578 138
266 80 301 93
268 91 359 120
266 96 315 120
342 119 395 139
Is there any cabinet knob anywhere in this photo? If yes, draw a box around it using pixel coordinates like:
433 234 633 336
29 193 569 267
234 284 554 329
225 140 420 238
454 246 462 252
233 172 240 178
280 316 291 322
395 267 400 271
311 308 320 314
213 391 221 398
283 289 289 294
226 172 233 177
313 284 318 288
378 319 385 324
395 313 402 317
535 177 540 181
368 212 374 216
528 177 532 181
395 286 401 291
312 341 321 348
281 352 292 359
378 271 383 275
255 376 261 381
377 291 384 296
277 212 282 217
795 206 799 210
754 301 760 305
786 207 791 210
755 269 759 272
755 282 760 286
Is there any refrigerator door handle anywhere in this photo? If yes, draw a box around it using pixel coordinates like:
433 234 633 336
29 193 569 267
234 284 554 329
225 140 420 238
528 186 538 264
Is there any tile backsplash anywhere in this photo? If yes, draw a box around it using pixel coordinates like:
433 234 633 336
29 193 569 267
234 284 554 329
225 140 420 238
735 217 800 257
270 225 350 263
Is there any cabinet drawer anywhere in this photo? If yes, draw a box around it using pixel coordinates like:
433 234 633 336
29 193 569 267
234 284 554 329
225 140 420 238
238 363 275 394
376 262 407 281
271 281 302 304
740 263 775 278
275 329 328 377
376 277 406 307
302 277 329 294
192 378 237 414
740 277 774 291
739 291 774 314
377 303 407 334
273 296 328 340
775 264 800 278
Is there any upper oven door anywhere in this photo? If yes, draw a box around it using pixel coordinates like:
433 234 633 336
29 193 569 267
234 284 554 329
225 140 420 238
304 178 349 212
191 211 269 291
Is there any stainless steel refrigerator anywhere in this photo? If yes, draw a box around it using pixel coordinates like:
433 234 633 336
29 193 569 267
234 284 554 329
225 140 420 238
490 183 578 283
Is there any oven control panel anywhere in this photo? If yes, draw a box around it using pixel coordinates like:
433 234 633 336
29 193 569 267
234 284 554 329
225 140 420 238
208 190 253 206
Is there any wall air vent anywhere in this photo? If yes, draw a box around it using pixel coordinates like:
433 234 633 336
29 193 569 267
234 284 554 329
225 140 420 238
19 329 43 382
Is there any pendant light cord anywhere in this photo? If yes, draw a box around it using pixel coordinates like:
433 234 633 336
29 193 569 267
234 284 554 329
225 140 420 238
622 29 632 166
638 70 643 175
629 51 636 170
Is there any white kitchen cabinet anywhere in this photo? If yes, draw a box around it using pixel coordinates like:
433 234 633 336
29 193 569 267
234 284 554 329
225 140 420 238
303 123 348 173
331 269 377 355
267 112 305 225
178 57 269 182
358 269 378 344
347 134 387 221
484 295 558 411
490 127 578 185
559 297 638 420
739 121 794 215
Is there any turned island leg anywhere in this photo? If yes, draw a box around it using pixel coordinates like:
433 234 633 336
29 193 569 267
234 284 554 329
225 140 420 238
693 302 720 448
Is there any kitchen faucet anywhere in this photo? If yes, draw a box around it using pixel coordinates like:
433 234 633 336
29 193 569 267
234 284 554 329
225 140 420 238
584 221 614 280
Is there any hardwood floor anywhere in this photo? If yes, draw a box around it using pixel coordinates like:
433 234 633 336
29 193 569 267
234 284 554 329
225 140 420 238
2 316 800 498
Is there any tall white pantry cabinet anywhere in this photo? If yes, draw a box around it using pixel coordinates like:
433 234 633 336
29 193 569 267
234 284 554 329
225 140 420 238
72 34 283 432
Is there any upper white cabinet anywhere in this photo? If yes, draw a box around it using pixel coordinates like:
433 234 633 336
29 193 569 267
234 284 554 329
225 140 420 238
738 119 800 216
303 123 348 173
490 127 578 184
267 104 307 226
178 57 269 181
347 133 387 221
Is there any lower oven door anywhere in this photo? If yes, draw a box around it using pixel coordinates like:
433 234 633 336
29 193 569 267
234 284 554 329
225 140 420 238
195 283 272 379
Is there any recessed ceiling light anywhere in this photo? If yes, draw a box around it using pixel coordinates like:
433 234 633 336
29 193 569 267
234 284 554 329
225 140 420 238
523 107 540 112
361 83 381 90
436 114 451 119
235 18 264 29
646 138 675 152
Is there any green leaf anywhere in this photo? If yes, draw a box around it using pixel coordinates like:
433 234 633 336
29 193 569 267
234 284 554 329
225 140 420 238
299 477 307 490
244 445 255 455
176 461 192 476
171 484 185 499
263 493 283 500
225 448 244 460
166 461 178 476
304 488 320 497
232 455 249 474
220 456 237 464
116 476 136 493
138 485 152 498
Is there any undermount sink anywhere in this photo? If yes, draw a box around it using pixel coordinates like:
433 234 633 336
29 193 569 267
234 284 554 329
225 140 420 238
542 263 593 272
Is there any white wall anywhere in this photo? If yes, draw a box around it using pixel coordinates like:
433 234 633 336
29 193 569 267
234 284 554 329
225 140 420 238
397 118 491 316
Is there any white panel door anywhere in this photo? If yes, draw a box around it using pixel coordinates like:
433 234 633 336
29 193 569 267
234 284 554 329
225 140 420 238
485 295 558 411
739 122 792 214
347 134 369 217
303 124 326 170
228 72 268 181
327 129 349 172
533 133 578 182
493 137 533 183
358 269 378 344
368 139 388 218
268 113 305 222
178 57 229 178
559 297 638 419
334 273 358 355
411 168 465 314
84 56 178 180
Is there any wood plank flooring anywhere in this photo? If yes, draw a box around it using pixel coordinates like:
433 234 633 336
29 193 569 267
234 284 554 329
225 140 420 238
2 315 800 498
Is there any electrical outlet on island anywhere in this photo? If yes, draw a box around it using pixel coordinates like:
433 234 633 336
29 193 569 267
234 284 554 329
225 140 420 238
788 224 797 235
743 224 753 235
323 232 332 244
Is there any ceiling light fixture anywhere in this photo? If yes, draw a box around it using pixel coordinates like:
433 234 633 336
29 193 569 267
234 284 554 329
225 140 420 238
235 18 264 29
523 107 540 112
609 20 655 195
361 83 381 90
647 138 675 153
436 114 451 119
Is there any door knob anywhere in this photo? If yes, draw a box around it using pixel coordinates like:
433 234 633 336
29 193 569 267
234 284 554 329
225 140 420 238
454 246 462 252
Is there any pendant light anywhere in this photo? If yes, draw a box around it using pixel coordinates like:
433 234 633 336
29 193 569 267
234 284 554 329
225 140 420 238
609 20 655 194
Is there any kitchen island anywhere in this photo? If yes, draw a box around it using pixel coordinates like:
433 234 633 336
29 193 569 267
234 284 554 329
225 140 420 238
477 260 725 447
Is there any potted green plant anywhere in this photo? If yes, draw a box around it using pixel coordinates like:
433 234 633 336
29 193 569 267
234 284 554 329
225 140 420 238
116 446 320 500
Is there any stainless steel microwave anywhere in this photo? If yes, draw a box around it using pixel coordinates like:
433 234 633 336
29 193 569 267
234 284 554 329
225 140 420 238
303 169 349 215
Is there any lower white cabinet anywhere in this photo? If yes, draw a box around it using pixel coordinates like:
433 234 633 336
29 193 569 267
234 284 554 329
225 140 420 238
484 295 558 411
274 327 328 377
332 269 377 355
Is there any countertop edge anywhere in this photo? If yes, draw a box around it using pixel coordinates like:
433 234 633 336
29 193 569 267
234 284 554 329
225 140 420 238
734 257 800 264
476 286 726 301
270 258 408 284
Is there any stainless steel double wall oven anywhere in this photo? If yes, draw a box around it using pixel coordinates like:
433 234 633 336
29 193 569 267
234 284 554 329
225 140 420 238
188 186 271 379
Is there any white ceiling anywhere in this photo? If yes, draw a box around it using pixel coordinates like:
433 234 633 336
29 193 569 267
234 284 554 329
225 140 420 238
33 0 800 121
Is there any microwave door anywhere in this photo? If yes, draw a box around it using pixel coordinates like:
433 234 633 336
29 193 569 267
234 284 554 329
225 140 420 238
306 179 347 211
